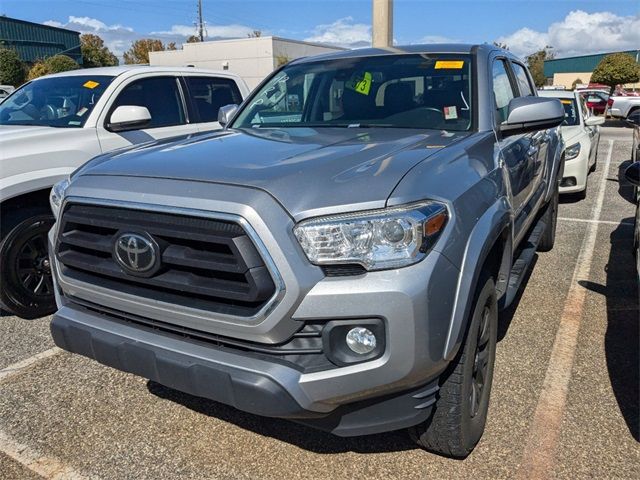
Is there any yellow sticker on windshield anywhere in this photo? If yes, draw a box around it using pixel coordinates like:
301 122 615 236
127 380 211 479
83 80 100 89
353 72 372 95
435 60 464 69
560 99 572 104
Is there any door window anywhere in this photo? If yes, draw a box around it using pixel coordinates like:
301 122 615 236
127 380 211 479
492 59 516 124
185 77 243 123
110 76 185 129
511 63 534 97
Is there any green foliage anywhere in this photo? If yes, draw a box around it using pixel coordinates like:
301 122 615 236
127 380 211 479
275 55 291 67
27 55 79 80
81 34 118 68
123 39 165 64
186 35 200 44
0 48 26 86
591 53 640 94
526 46 555 88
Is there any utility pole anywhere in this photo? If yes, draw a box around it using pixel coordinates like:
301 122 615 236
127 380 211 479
372 0 393 48
197 0 205 42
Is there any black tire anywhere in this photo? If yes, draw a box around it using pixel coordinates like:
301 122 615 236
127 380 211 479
538 185 559 252
0 207 56 319
590 144 598 173
409 272 498 458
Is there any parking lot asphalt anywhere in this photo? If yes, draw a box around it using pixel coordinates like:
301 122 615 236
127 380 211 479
1 125 638 480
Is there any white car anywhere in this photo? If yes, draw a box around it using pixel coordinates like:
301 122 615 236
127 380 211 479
539 90 604 197
0 66 249 318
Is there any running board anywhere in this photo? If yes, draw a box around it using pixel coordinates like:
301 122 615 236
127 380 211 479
500 218 547 309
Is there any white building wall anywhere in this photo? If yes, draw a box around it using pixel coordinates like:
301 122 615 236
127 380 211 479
149 36 344 89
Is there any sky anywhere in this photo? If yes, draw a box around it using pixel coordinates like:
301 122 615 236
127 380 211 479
2 0 639 61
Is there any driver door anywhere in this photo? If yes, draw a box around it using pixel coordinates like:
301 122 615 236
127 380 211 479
96 75 197 153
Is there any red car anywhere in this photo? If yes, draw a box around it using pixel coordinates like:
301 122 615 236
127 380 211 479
579 91 609 115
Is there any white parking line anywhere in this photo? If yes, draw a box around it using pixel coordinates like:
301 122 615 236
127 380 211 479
558 216 634 226
0 347 62 384
0 430 88 480
517 139 614 479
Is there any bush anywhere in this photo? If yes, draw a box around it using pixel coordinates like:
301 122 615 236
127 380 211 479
0 48 26 86
27 55 80 80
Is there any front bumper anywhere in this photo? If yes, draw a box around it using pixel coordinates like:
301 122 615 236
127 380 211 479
560 150 589 194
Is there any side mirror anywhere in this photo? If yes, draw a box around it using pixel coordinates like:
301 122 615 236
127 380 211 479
625 162 640 186
218 104 238 127
626 111 640 126
108 106 151 132
500 97 565 136
585 115 605 126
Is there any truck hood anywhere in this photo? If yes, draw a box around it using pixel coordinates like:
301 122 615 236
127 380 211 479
81 127 468 218
0 124 69 142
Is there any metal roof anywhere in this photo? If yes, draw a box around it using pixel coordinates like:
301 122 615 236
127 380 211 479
0 16 82 64
544 50 640 77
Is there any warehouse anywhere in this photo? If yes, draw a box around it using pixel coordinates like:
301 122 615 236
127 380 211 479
149 36 343 89
0 16 82 65
544 49 639 89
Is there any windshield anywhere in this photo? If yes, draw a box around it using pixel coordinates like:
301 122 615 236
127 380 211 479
232 54 473 131
559 98 579 126
0 75 114 128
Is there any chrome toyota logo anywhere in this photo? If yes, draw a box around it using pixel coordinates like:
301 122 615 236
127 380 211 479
114 232 158 274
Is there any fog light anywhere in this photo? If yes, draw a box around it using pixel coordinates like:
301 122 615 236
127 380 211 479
346 327 377 354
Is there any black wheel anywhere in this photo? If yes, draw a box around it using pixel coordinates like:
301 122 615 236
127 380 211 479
409 272 498 458
0 208 56 319
538 185 559 252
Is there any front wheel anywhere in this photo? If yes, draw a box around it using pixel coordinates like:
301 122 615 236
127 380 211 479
409 272 498 458
538 185 559 252
0 209 56 319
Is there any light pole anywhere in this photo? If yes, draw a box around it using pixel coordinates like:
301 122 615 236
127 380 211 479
372 0 393 48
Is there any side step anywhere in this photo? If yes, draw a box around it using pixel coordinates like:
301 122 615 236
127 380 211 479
500 217 547 309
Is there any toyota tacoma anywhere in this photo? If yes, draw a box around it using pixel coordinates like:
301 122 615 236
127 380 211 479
48 45 564 457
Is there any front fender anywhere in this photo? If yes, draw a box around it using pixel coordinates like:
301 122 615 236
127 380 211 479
0 167 73 204
443 196 511 361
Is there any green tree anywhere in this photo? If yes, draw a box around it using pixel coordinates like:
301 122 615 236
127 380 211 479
0 48 25 86
80 33 118 68
123 39 165 64
186 35 200 43
526 46 555 87
27 54 79 80
590 53 640 95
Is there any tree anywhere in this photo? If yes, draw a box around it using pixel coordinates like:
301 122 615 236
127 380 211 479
571 78 584 90
0 48 25 86
186 35 201 44
247 30 262 38
27 54 79 80
590 53 640 95
493 42 509 51
80 33 118 68
167 42 178 51
526 46 555 87
123 39 165 64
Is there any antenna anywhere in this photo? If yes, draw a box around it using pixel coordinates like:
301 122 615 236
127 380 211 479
197 0 205 41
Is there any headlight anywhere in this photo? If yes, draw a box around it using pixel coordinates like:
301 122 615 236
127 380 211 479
565 142 581 160
293 201 448 271
49 178 70 219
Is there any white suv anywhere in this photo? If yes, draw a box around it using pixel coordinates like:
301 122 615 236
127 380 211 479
0 66 249 318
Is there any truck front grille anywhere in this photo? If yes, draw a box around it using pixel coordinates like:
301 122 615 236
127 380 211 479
56 203 277 317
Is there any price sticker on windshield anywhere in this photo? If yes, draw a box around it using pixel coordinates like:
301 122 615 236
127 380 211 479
435 60 464 70
348 72 372 95
83 80 100 89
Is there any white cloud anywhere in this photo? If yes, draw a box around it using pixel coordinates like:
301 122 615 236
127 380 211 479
151 23 256 39
304 17 371 48
496 10 640 58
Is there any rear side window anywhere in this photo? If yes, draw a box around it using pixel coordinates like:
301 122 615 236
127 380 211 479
492 59 516 124
185 77 243 123
111 76 185 128
511 62 534 96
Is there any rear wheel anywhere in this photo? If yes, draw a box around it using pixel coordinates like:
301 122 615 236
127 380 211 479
409 272 498 458
0 208 56 319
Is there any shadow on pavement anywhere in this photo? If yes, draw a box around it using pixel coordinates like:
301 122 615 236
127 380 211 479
146 381 418 454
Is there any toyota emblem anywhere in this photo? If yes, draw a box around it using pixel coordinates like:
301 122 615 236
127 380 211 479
114 232 158 275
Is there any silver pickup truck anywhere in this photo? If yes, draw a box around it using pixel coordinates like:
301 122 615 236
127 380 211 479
609 95 640 119
47 44 564 457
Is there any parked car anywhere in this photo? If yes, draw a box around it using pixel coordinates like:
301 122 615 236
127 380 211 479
539 90 604 198
579 91 609 115
48 45 564 458
0 66 249 318
609 95 640 119
625 110 640 278
0 85 15 102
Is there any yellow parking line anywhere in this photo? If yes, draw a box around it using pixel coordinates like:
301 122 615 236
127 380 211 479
517 140 614 479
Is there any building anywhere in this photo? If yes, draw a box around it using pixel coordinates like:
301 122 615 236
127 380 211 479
544 50 639 89
0 17 82 65
149 36 344 89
